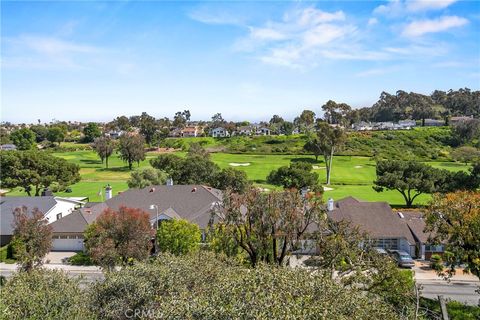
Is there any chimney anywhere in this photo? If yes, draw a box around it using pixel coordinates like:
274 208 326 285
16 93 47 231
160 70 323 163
327 198 334 211
166 178 173 186
41 188 53 197
105 184 112 200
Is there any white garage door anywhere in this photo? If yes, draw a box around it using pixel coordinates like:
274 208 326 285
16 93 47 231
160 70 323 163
52 235 84 251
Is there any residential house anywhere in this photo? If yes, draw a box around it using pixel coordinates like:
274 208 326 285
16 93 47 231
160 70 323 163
449 116 474 125
181 126 199 137
0 196 87 246
236 126 254 136
254 126 271 136
424 119 444 127
50 185 223 251
352 121 373 131
397 120 416 129
211 127 229 138
398 211 444 260
0 144 17 151
106 130 124 139
326 197 418 257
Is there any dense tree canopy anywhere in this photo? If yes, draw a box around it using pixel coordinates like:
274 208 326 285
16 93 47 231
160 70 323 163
156 219 201 255
127 167 168 189
10 128 37 150
92 136 116 168
139 112 157 144
83 122 102 143
11 206 52 272
0 151 81 196
46 126 65 145
118 134 145 170
214 188 323 266
267 161 319 189
425 191 480 278
85 206 153 270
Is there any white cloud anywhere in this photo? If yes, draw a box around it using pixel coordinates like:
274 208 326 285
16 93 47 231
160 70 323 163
355 66 398 77
406 0 458 12
374 0 458 16
249 27 287 41
10 35 98 55
402 15 468 37
368 18 378 26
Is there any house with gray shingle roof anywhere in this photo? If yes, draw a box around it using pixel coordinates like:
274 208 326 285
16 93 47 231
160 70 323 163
327 197 420 257
0 196 86 246
49 185 223 251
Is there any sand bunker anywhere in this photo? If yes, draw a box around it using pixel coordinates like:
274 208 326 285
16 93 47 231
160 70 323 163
312 166 326 170
354 165 363 169
229 162 251 167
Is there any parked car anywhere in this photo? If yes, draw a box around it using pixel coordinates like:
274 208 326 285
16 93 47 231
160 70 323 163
388 250 415 268
374 247 388 256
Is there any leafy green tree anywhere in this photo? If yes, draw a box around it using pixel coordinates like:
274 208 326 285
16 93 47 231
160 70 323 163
294 109 315 132
127 167 168 189
0 127 10 145
306 121 346 185
10 128 37 150
321 100 352 126
139 112 157 145
89 252 398 320
451 146 480 164
267 162 319 189
157 219 201 255
215 188 324 266
452 118 480 144
46 126 65 145
92 136 116 168
150 153 183 175
83 122 102 143
85 206 153 270
279 121 294 135
0 151 81 196
118 134 145 170
214 168 250 193
11 206 52 272
187 142 210 158
373 160 444 207
114 115 131 131
425 191 480 278
172 110 190 128
0 269 93 319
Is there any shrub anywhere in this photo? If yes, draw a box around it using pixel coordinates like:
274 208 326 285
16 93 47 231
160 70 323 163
157 219 201 255
89 252 398 320
68 251 93 266
0 269 94 319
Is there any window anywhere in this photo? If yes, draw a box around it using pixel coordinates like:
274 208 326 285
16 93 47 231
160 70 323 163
425 245 444 252
60 235 68 239
56 213 62 220
370 238 399 250
52 235 60 239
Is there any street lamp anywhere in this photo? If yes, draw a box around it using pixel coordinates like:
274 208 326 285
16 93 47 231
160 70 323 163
149 204 159 230
150 204 159 254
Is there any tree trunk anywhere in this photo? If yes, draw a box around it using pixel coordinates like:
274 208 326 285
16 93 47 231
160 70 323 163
128 160 133 170
422 118 425 127
106 156 109 169
327 148 334 185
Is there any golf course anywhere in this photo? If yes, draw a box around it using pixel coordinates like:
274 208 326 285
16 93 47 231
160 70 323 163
7 147 470 206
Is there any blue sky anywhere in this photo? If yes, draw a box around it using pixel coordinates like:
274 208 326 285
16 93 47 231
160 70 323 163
1 1 479 123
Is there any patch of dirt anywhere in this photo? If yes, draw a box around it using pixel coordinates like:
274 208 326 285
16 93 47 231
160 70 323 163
148 147 180 154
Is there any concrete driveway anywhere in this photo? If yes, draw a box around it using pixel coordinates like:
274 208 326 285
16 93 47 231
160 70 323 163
44 251 78 264
414 261 480 306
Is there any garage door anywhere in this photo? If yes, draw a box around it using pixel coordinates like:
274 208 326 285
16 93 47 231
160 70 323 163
52 235 84 251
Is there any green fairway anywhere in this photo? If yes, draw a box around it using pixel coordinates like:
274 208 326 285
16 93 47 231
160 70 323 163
6 150 471 206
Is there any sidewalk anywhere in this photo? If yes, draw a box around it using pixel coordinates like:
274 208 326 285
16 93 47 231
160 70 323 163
0 262 102 273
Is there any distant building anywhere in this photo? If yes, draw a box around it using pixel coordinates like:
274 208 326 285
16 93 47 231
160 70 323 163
424 119 444 127
211 127 229 138
0 144 17 151
449 116 474 125
236 126 254 136
181 126 200 137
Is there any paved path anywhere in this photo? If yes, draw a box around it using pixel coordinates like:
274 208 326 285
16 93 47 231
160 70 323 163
413 262 480 306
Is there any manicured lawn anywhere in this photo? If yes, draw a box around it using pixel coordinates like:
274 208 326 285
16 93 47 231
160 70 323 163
6 150 470 206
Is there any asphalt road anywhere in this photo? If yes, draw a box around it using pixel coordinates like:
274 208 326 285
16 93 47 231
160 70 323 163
417 280 479 306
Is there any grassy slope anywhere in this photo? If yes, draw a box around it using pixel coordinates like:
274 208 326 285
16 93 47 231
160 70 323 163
7 149 470 205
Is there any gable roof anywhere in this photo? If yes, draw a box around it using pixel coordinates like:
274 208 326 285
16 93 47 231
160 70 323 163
0 196 58 236
327 197 416 244
398 211 431 243
104 185 222 229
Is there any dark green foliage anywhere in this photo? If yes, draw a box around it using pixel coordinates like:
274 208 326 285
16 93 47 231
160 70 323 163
89 252 399 320
30 125 49 142
214 167 250 193
0 269 94 319
46 126 65 145
10 128 36 150
0 150 81 196
83 122 102 143
267 161 319 189
68 251 93 266
118 134 145 170
139 112 157 145
420 297 480 320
